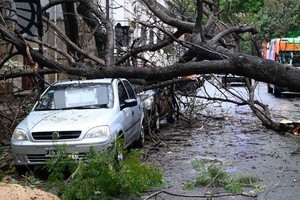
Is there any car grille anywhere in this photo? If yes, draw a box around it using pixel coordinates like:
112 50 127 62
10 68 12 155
27 154 50 163
27 153 87 163
32 131 81 140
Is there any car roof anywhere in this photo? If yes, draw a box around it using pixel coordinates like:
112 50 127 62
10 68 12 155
52 78 119 86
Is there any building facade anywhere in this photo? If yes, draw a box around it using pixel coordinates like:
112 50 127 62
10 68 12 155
0 0 180 94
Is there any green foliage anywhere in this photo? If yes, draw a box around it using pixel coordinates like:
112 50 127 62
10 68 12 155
21 103 34 114
45 145 163 199
227 0 264 13
171 0 198 22
219 0 300 41
253 0 300 39
240 38 254 55
4 60 23 69
163 44 176 55
185 159 261 193
224 182 244 193
219 0 263 23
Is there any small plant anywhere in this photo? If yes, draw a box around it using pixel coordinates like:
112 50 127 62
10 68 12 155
184 159 261 193
4 60 23 69
21 102 34 114
45 143 164 199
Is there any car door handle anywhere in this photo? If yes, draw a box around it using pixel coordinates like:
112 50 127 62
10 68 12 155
132 111 134 115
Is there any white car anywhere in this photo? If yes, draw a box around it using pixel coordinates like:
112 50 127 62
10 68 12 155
11 78 144 168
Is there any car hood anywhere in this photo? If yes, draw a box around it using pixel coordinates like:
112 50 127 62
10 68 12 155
20 109 116 132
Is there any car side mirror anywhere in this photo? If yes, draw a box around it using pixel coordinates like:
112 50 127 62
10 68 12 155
121 99 137 109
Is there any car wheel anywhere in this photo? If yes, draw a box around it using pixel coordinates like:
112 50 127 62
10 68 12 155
166 113 175 124
267 84 273 93
15 165 29 176
133 125 145 148
274 86 282 97
221 76 228 86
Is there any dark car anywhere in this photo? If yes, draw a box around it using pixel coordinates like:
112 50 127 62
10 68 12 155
138 87 176 134
174 75 205 93
220 74 250 86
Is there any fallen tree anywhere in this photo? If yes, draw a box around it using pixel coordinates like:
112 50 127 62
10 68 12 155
0 0 299 133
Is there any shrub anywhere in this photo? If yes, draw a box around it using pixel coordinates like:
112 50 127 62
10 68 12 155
45 145 163 199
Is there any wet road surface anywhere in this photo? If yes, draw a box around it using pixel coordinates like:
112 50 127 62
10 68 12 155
143 81 300 200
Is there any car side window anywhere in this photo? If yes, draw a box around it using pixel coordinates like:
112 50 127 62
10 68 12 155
118 83 128 106
123 81 136 99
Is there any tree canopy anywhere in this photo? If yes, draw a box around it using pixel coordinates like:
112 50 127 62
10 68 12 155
0 0 299 133
0 0 298 87
254 0 300 39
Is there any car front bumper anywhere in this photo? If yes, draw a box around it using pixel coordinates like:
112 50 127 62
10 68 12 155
11 138 114 165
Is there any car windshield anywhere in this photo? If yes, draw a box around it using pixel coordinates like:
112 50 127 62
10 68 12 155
279 51 300 67
34 82 113 110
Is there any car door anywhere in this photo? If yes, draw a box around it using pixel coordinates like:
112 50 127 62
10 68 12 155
118 81 136 145
123 80 142 140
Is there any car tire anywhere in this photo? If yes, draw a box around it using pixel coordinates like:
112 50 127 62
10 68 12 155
166 113 175 124
267 84 273 93
133 125 145 148
221 77 226 85
274 86 282 97
15 165 28 176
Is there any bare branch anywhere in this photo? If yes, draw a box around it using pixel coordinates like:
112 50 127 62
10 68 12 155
115 29 185 66
209 25 259 45
141 0 194 32
42 16 105 65
23 35 74 63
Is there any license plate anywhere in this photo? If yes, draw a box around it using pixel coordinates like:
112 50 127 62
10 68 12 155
45 148 57 157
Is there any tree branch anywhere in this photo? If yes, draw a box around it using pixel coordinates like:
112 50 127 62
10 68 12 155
209 25 259 45
42 17 105 65
141 0 194 32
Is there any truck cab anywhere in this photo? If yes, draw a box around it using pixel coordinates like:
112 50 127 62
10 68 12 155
264 37 300 96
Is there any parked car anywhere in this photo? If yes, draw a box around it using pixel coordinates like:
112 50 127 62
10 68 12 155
11 78 144 170
220 74 250 86
267 83 285 97
138 87 176 134
174 75 205 93
267 83 300 97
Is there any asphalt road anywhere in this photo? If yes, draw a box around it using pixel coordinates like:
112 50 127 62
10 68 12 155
200 79 300 121
144 80 300 200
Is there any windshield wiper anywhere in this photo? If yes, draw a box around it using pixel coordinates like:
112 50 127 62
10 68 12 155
35 104 108 111
62 104 108 110
35 107 64 111
35 108 51 111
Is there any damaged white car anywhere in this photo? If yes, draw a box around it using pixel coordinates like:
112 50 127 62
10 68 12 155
11 78 144 170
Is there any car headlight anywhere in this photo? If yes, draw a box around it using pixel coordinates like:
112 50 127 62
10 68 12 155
12 129 28 141
143 96 154 109
85 126 110 139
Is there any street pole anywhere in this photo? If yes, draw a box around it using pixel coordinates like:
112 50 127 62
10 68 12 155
105 0 114 66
